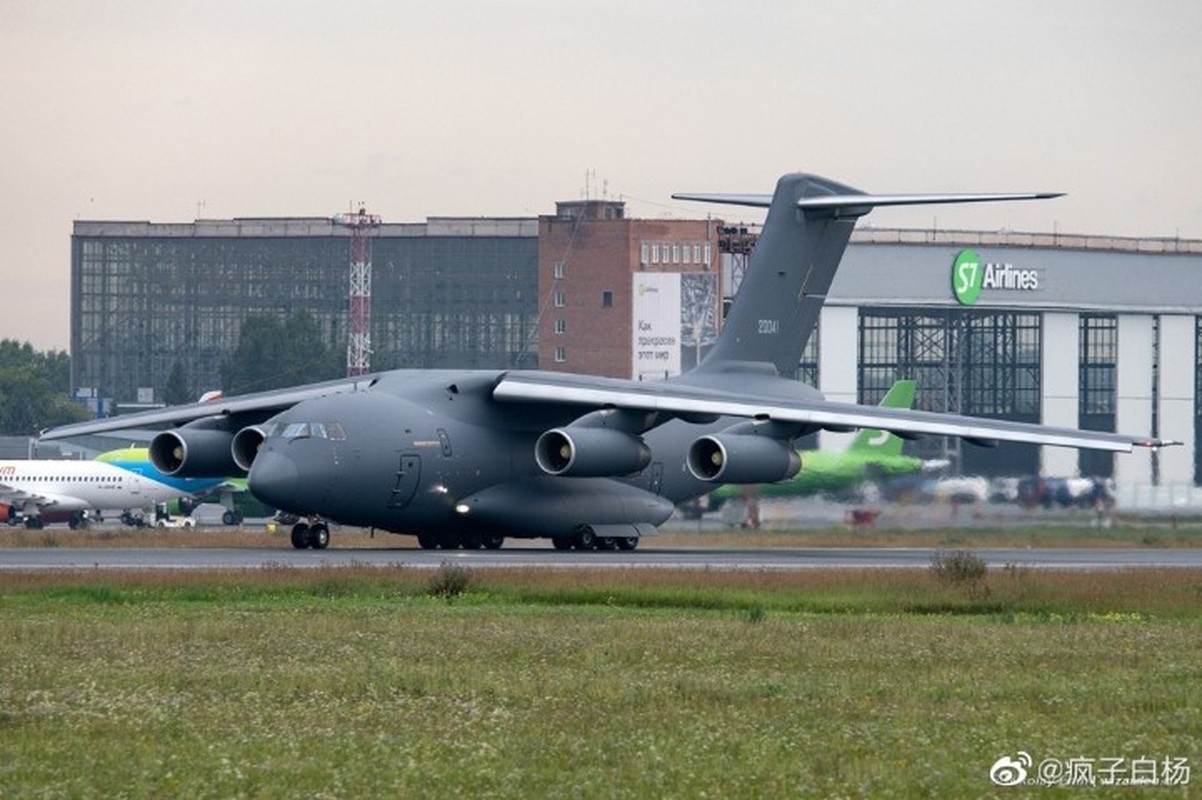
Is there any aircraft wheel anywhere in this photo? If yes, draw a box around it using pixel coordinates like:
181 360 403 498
574 526 597 550
24 517 43 530
481 534 504 550
616 537 638 551
461 531 483 550
437 532 460 549
222 510 242 526
309 524 330 550
596 537 616 551
551 537 572 550
417 533 438 550
290 523 311 549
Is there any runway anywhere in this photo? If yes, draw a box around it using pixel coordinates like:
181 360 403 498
2 545 1202 571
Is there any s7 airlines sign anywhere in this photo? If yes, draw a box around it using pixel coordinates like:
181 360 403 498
951 249 1040 306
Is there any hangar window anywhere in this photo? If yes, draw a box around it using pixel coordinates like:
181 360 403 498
858 307 1041 476
1079 314 1117 478
1194 317 1202 485
1080 314 1117 416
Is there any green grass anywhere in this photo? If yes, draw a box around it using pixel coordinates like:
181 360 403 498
1 567 1201 797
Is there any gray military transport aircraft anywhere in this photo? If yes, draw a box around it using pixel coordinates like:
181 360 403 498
41 172 1176 551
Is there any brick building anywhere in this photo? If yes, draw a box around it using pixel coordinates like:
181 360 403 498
538 199 722 379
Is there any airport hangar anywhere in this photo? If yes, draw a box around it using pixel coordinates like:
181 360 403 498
70 201 1202 497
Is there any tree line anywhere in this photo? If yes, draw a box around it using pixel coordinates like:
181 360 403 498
0 340 89 435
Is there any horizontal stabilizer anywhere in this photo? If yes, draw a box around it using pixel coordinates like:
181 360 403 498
674 190 1063 217
671 192 774 208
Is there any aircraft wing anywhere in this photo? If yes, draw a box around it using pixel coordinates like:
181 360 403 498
40 375 376 441
40 368 1174 454
0 484 59 510
492 372 1174 453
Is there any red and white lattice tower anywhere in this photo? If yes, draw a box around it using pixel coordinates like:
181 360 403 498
333 208 382 376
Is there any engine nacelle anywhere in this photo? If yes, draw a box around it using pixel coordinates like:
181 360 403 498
535 427 652 477
687 433 801 484
231 426 268 473
150 427 241 477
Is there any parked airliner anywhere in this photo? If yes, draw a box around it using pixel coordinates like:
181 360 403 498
0 449 223 529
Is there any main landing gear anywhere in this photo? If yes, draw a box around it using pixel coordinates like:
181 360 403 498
416 532 505 550
551 525 638 551
290 519 330 550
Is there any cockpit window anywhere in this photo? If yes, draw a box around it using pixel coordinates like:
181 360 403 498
272 421 346 440
281 422 311 440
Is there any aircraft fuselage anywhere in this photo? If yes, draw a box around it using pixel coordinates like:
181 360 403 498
247 370 716 539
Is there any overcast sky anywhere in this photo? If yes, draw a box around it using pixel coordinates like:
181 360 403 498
3 0 1200 351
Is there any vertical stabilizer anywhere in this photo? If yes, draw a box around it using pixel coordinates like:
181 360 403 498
672 174 1060 381
684 173 862 378
847 380 916 457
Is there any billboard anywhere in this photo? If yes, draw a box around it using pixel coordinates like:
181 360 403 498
631 272 719 380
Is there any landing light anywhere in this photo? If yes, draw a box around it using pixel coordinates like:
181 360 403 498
454 503 470 515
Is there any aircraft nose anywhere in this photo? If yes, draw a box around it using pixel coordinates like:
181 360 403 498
247 449 300 511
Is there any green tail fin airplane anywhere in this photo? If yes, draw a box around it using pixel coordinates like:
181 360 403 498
711 380 946 501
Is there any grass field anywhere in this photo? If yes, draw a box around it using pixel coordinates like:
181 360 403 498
1 564 1200 797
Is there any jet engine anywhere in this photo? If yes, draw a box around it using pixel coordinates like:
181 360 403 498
687 429 801 484
535 427 652 477
149 423 241 477
231 426 268 473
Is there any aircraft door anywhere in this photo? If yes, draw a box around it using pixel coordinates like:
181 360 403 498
649 462 663 495
387 454 421 509
129 474 143 497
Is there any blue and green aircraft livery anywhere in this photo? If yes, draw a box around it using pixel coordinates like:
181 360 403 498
94 447 226 497
712 380 932 500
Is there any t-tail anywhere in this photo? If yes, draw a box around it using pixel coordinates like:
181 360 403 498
673 174 1061 379
846 379 916 457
